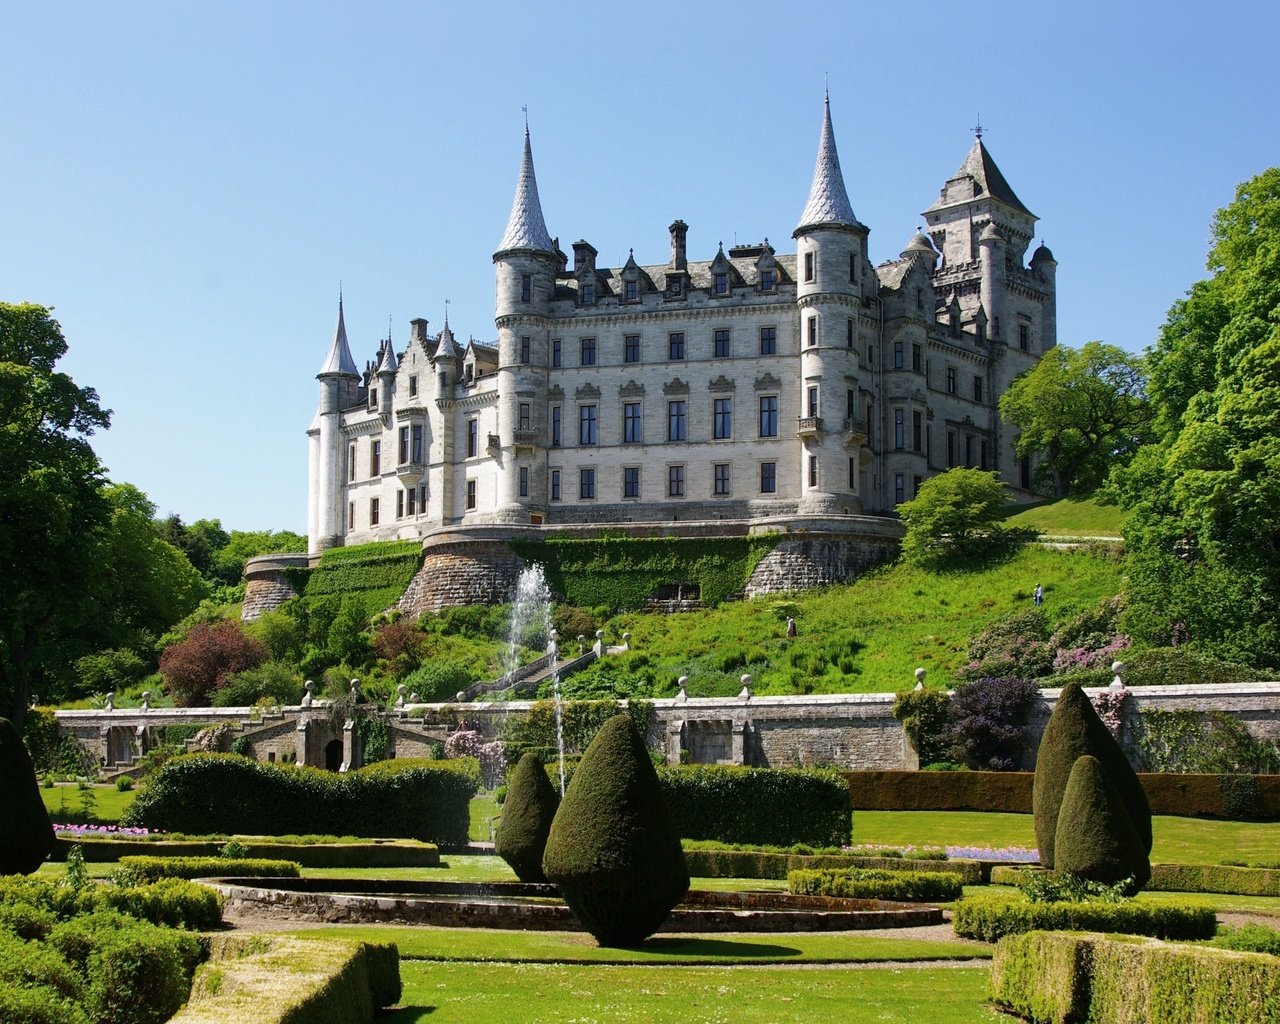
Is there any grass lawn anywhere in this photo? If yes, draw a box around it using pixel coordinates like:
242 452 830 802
469 792 501 842
40 782 137 824
1004 497 1128 537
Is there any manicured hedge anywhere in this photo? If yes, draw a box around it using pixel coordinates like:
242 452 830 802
789 867 963 902
658 765 850 847
993 861 1280 898
844 769 1280 820
683 847 984 884
121 754 477 845
992 930 1280 1024
118 857 301 883
952 893 1216 943
56 836 440 867
0 875 223 931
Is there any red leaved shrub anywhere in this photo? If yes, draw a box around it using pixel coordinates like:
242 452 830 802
159 621 269 706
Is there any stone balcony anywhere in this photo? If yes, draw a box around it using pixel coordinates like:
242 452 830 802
512 428 539 451
842 417 869 446
396 461 425 485
796 416 823 438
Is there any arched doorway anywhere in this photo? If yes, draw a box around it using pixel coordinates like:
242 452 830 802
324 739 343 772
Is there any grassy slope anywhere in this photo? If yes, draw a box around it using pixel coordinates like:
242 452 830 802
1004 497 1128 537
574 545 1124 698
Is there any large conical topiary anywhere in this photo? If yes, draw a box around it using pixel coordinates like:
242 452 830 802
1054 754 1151 893
495 752 560 882
1033 683 1151 868
542 714 688 946
0 717 56 874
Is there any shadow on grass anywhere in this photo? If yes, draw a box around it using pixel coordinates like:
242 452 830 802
631 937 803 958
380 1007 435 1020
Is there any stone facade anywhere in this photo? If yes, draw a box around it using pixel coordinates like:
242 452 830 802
306 98 1057 556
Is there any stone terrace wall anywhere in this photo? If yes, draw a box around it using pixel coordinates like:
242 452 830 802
241 553 311 622
745 537 899 597
397 540 528 616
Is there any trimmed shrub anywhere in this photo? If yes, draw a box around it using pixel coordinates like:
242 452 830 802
494 753 559 883
1211 922 1280 957
845 769 1033 812
1033 682 1151 869
121 753 477 846
118 856 300 883
0 929 82 1000
95 878 225 931
0 982 91 1024
0 900 58 940
55 836 440 868
542 715 689 946
657 764 850 847
788 867 963 902
684 847 984 884
952 893 1216 942
992 931 1280 1024
0 716 56 874
1149 863 1280 897
1054 754 1150 893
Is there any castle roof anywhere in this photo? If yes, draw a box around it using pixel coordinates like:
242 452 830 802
927 138 1033 218
318 297 359 378
1031 242 1056 263
795 95 858 234
376 335 398 374
433 320 460 361
496 127 555 255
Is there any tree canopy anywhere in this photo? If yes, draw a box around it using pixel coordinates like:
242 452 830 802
999 341 1153 497
897 468 1014 567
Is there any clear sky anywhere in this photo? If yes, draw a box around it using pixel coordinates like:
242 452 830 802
3 1 1275 533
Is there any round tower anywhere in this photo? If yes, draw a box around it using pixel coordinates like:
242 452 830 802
311 297 360 553
1031 242 1058 350
978 221 1006 341
792 94 865 516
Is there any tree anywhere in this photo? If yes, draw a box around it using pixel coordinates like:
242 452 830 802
897 468 1014 566
158 620 269 706
495 752 560 882
1000 342 1153 497
1109 168 1280 666
0 304 111 733
210 529 307 587
0 716 55 874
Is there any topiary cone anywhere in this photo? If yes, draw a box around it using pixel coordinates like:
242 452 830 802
0 716 56 874
495 752 560 882
1033 682 1150 868
1054 754 1151 893
542 714 688 946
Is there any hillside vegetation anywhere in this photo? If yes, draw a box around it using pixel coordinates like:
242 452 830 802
555 545 1125 699
1004 497 1128 537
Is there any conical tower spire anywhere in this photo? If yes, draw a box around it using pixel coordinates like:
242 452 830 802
795 94 857 233
496 124 554 255
318 294 359 377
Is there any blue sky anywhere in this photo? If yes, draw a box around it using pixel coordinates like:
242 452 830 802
3 1 1275 533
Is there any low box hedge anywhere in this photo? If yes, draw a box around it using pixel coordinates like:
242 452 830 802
121 754 476 845
683 847 983 884
0 875 223 931
118 857 301 883
992 930 1280 1024
991 862 1280 898
788 867 963 902
952 894 1216 943
657 765 850 847
57 837 440 868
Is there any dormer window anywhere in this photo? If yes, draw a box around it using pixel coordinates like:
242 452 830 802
714 272 729 296
581 282 595 306
668 278 682 297
624 280 638 301
760 268 775 291
369 388 378 409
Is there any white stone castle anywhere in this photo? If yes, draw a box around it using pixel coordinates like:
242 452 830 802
307 97 1056 553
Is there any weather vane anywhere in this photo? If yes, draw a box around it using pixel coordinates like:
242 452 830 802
972 115 985 140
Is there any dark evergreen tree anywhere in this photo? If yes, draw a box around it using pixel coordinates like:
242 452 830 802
1054 754 1151 893
542 714 688 946
495 752 560 883
1033 682 1151 868
0 717 56 874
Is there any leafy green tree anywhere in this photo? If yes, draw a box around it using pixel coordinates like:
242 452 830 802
897 468 1013 566
210 529 307 587
999 341 1153 497
0 304 111 731
1110 168 1280 665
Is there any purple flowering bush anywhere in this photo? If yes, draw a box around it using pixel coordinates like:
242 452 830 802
946 676 1042 771
444 729 506 787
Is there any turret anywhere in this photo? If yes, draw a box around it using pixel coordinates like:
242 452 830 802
310 296 360 553
1031 243 1058 350
978 221 1006 340
375 333 397 418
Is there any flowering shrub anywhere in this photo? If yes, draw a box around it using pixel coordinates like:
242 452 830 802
53 824 157 837
1091 689 1129 739
946 676 1042 770
443 729 506 787
1053 634 1130 674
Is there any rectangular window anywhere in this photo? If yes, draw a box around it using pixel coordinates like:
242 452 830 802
894 473 905 505
760 268 775 291
807 315 817 347
846 388 855 420
912 343 922 372
847 318 854 348
758 395 778 437
348 443 356 482
849 251 857 283
623 402 642 443
466 420 477 458
520 336 531 364
418 483 427 511
624 334 640 363
407 486 416 516
668 401 686 441
759 326 776 355
808 454 818 487
519 402 531 431
893 341 904 369
623 466 640 498
396 491 404 519
369 387 377 409
668 464 685 497
760 461 776 493
370 440 381 476
551 338 562 367
713 328 730 357
713 397 732 440
807 386 819 419
580 337 597 366
347 502 354 531
579 405 597 446
550 469 561 501
624 280 638 301
411 424 423 463
668 331 685 360
981 439 989 470
1019 322 1030 351
581 282 595 305
521 273 532 302
408 375 418 398
466 480 476 510
551 406 562 447
804 251 815 282
713 462 731 495
913 410 923 452
398 426 410 464
894 409 905 449
946 366 957 394
370 496 380 525
849 457 857 490
714 272 729 295
579 467 596 500
519 466 529 497
965 435 974 466
947 432 957 468
973 375 984 403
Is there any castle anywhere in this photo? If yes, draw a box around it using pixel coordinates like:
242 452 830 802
306 97 1056 554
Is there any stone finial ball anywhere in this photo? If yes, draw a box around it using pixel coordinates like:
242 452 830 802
914 667 926 682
